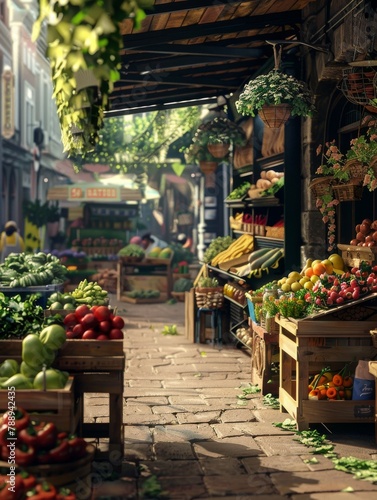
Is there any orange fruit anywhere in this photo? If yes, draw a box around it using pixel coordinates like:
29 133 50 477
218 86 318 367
305 267 314 278
312 262 326 276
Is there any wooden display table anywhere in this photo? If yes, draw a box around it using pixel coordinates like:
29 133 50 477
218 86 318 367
250 320 279 396
276 293 377 430
55 340 125 461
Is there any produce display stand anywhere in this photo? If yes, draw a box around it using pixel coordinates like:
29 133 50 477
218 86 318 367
249 319 279 396
0 367 79 433
276 293 377 430
117 256 173 303
54 339 125 460
0 284 63 308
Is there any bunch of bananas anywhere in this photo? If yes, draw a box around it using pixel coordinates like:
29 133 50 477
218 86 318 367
71 279 109 305
211 234 254 266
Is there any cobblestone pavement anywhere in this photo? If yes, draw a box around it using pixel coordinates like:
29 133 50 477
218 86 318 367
90 297 377 499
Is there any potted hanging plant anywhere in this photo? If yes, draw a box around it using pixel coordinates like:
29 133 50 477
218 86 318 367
235 70 315 127
184 135 221 175
235 44 314 128
197 117 247 158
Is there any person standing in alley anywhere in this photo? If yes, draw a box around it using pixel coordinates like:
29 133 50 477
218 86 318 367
0 221 25 262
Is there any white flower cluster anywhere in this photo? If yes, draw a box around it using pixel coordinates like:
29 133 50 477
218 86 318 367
235 70 315 118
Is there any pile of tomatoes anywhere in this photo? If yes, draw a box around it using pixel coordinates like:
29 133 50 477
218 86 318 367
63 305 125 340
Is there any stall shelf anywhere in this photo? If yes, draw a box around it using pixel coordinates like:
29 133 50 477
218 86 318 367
117 257 173 303
276 293 377 430
250 320 279 396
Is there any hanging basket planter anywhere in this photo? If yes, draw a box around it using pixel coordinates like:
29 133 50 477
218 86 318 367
207 142 230 158
258 104 292 128
199 161 219 175
343 158 368 181
309 176 334 198
332 179 363 202
339 67 377 112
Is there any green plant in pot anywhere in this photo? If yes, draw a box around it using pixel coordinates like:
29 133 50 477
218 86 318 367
196 117 247 159
32 0 153 159
235 47 315 128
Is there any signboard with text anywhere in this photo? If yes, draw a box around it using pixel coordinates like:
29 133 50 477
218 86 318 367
1 69 15 139
68 186 121 201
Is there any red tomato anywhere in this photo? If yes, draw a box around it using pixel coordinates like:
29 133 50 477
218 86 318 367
111 316 125 330
66 330 76 339
80 313 97 328
94 306 111 322
99 321 112 333
72 323 85 338
96 334 109 341
64 313 78 327
109 328 124 340
91 305 99 313
75 305 91 319
82 329 98 339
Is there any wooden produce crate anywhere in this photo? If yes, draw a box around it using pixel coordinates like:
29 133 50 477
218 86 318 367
337 243 377 268
250 321 279 396
0 376 79 433
276 293 377 430
54 340 125 460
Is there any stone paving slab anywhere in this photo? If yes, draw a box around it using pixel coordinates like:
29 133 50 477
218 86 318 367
154 441 196 460
153 423 216 442
242 455 311 474
193 436 264 458
204 473 278 496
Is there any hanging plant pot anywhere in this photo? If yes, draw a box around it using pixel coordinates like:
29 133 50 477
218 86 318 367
207 142 230 159
332 179 363 202
199 161 219 175
258 104 292 128
339 67 377 112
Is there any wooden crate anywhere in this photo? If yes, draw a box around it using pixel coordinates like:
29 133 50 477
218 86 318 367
54 340 125 460
250 321 279 396
276 305 377 430
0 377 79 433
0 339 125 458
337 243 377 268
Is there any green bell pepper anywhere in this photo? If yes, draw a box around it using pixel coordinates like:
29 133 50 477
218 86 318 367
22 334 48 369
33 368 68 390
39 324 67 351
20 361 39 379
0 359 19 378
1 373 33 389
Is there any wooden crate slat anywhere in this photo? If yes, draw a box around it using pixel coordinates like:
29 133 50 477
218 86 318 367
302 400 375 423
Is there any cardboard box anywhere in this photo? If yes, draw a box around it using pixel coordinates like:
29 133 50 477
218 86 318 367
125 275 168 293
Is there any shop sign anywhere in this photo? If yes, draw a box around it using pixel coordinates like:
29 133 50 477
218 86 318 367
1 69 15 140
68 186 121 201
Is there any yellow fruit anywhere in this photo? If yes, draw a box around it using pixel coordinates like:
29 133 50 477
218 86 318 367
291 282 303 292
281 283 291 292
311 275 320 283
304 281 313 290
328 254 344 270
333 268 344 275
299 277 309 285
279 277 287 284
285 277 297 285
288 271 302 281
311 259 322 267
321 259 334 274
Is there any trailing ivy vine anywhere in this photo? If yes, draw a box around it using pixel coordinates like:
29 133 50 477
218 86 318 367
32 0 153 159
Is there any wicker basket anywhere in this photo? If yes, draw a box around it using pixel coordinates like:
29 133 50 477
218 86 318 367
195 286 224 309
332 181 363 202
344 158 368 180
309 176 334 198
207 142 230 158
370 329 377 348
258 104 291 128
